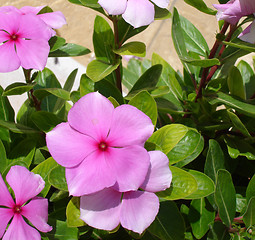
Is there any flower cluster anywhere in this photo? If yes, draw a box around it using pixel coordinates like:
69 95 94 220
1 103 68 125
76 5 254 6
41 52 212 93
46 92 172 233
98 0 170 28
213 0 255 43
0 166 52 240
0 6 66 73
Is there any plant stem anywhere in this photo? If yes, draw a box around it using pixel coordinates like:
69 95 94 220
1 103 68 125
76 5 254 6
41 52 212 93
195 22 230 101
112 16 122 94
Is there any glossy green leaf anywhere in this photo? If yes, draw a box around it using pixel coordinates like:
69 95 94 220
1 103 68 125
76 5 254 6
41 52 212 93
148 201 185 240
156 98 186 115
49 43 90 57
180 56 220 67
227 110 251 137
113 41 146 57
184 170 215 199
3 82 34 96
49 36 66 52
208 92 255 118
243 197 255 228
49 165 68 191
246 175 255 204
33 88 70 101
154 5 171 19
80 74 95 97
157 166 198 200
0 140 7 173
0 119 38 134
129 90 157 126
86 60 120 82
188 198 215 239
207 221 231 240
66 197 86 227
184 0 216 15
224 136 255 160
32 157 59 197
205 139 225 183
31 111 62 132
227 66 246 100
215 169 236 227
0 86 14 121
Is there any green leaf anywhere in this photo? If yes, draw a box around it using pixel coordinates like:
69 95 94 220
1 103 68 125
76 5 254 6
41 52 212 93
32 157 59 197
0 119 38 134
154 5 171 20
149 124 203 166
224 136 255 160
223 40 255 52
215 169 236 227
189 198 215 239
3 82 34 96
246 175 255 203
80 74 95 96
66 197 86 227
204 139 225 183
243 197 255 228
208 92 255 118
33 88 70 101
156 98 186 115
148 201 185 240
157 166 198 200
227 110 251 137
0 139 7 173
0 86 14 121
184 170 215 199
113 41 146 57
86 60 120 82
227 66 246 100
129 64 162 94
180 56 220 67
207 221 231 240
49 36 66 52
49 43 90 57
31 111 62 132
49 165 68 191
129 90 157 126
184 0 217 15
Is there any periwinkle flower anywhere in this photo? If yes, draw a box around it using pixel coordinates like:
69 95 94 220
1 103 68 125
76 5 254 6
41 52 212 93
0 165 52 240
0 11 51 72
80 151 172 234
238 20 255 43
46 92 154 196
98 0 170 28
213 0 255 25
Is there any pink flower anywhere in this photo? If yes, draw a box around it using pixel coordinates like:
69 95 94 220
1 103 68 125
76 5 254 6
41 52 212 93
46 92 154 196
0 11 52 72
80 151 172 234
239 20 255 43
213 0 255 25
98 0 170 28
0 6 66 36
0 165 52 240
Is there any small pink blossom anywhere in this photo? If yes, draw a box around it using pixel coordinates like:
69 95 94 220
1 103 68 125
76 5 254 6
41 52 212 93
46 92 154 196
80 151 172 234
0 6 66 37
0 11 51 72
0 165 52 240
213 0 255 25
98 0 170 28
239 20 255 43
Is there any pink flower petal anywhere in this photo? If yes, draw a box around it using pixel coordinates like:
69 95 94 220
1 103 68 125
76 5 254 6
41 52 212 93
68 92 114 141
0 42 21 73
0 12 20 35
6 166 45 206
0 208 14 238
38 12 66 29
98 0 127 15
120 191 159 234
106 146 150 192
122 0 154 28
108 104 154 147
2 214 41 240
21 197 52 233
239 21 255 44
46 122 98 168
15 38 50 71
19 6 45 15
0 6 20 13
0 30 10 43
0 174 15 208
80 188 122 230
151 0 170 8
141 151 172 192
66 150 115 196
